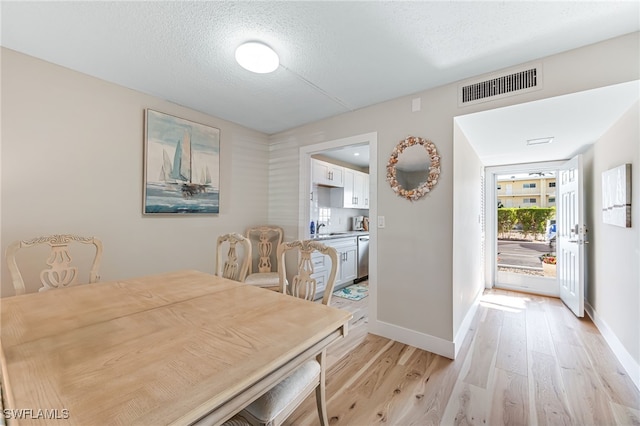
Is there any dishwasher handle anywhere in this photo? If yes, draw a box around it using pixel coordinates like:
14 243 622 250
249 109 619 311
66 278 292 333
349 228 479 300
358 236 369 242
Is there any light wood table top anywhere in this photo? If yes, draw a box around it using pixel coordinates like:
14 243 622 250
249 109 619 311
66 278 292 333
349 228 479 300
0 270 351 425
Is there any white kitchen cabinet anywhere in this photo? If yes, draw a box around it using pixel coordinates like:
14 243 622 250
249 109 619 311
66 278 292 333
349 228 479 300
335 168 369 209
312 159 344 187
310 236 358 299
362 174 369 208
326 237 358 285
310 249 330 294
353 171 368 209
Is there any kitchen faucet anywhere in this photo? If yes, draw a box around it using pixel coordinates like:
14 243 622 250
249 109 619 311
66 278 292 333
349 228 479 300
316 223 326 233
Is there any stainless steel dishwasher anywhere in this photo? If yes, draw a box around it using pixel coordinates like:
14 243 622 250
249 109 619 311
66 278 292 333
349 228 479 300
357 235 369 280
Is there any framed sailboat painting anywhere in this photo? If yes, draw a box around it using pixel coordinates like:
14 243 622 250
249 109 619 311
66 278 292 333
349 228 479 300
143 109 220 214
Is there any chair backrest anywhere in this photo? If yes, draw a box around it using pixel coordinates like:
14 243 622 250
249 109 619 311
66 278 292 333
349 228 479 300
216 233 251 282
245 226 284 275
276 240 339 306
6 234 103 296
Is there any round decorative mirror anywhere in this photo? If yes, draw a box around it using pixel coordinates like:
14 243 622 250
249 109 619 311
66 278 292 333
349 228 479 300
386 136 441 201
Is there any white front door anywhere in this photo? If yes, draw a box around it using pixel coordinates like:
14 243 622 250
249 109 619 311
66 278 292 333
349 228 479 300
557 155 586 317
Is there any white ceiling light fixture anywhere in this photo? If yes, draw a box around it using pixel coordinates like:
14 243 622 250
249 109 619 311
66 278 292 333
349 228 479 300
235 42 279 74
526 137 554 146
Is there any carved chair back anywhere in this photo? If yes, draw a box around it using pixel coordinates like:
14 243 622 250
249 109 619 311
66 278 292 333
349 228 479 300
215 233 251 282
277 240 339 306
6 234 104 296
245 225 284 274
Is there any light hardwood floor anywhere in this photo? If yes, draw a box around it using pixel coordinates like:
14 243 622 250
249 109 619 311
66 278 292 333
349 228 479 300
285 288 640 425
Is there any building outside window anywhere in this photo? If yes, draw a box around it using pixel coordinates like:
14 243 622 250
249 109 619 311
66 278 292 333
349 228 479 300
497 174 556 208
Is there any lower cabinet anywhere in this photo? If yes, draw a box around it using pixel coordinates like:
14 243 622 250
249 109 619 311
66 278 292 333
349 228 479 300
311 237 357 299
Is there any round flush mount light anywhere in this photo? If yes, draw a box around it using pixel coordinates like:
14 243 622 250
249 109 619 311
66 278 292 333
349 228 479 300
235 42 279 74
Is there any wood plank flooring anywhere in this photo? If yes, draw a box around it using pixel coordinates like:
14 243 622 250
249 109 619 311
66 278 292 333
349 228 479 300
284 288 640 425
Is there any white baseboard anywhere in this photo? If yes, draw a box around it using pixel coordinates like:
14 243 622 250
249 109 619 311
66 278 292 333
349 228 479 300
453 290 483 358
369 320 455 359
368 291 482 360
585 300 640 392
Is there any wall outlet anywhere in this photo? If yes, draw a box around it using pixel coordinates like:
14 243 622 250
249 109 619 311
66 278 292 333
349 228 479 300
378 216 385 228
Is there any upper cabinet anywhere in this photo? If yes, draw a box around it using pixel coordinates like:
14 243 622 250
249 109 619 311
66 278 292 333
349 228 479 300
312 159 344 187
316 161 368 210
342 168 369 209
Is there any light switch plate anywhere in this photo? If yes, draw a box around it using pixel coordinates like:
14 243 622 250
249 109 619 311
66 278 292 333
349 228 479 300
378 216 385 228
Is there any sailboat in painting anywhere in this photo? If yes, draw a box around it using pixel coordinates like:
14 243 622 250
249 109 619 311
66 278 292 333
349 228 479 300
159 130 211 198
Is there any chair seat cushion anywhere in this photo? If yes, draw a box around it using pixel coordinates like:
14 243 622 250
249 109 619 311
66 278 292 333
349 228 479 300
244 272 279 287
242 360 321 423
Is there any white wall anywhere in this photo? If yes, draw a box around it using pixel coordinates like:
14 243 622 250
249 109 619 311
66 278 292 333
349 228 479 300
452 122 485 352
584 101 639 380
1 48 270 296
268 33 639 358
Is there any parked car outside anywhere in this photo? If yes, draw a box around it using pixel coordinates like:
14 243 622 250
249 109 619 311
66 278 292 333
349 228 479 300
545 219 556 250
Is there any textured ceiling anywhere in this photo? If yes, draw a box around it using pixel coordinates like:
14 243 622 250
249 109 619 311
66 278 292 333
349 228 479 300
456 80 640 167
2 1 639 135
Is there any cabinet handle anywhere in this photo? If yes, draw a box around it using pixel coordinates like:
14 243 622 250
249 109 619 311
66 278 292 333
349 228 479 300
310 191 314 201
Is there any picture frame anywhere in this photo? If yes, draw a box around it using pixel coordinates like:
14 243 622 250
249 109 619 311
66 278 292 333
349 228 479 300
602 163 631 227
143 109 220 214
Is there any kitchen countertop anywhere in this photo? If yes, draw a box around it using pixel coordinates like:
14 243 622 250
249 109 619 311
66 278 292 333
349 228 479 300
310 231 369 241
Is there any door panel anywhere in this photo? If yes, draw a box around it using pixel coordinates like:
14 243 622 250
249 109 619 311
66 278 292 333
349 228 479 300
557 155 585 317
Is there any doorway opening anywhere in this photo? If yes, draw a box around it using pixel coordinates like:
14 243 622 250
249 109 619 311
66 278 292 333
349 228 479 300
298 132 378 322
486 161 564 296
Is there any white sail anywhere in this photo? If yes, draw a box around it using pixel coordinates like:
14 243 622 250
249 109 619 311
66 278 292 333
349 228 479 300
170 131 192 182
180 130 191 181
160 149 173 181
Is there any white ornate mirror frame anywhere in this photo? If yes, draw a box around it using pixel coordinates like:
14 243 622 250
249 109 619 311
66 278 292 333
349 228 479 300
386 136 441 201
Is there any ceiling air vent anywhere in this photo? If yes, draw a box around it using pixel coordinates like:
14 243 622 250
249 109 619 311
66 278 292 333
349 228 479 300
459 64 542 107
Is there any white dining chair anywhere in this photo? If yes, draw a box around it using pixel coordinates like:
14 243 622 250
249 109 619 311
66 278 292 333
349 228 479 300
244 225 284 290
5 234 103 296
215 233 252 282
233 240 339 426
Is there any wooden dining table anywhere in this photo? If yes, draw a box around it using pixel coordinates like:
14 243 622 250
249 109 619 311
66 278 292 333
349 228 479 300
0 270 352 425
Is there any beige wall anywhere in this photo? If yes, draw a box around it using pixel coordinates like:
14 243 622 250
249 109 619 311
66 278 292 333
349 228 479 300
584 101 639 368
268 32 639 356
1 48 270 296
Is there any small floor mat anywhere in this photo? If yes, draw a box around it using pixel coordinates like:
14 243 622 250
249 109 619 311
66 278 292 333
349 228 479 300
332 283 368 301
